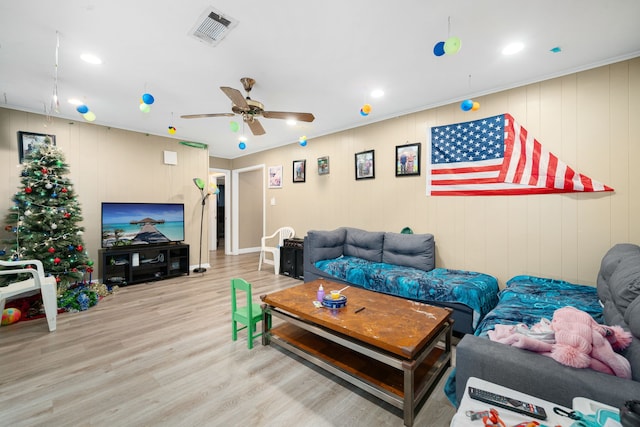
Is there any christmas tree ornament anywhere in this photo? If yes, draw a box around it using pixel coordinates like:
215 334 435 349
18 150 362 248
48 247 55 253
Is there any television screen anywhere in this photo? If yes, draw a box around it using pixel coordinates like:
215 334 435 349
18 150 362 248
101 202 185 248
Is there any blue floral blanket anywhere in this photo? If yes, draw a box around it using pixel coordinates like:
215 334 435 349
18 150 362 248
444 274 604 405
474 275 604 337
314 256 499 329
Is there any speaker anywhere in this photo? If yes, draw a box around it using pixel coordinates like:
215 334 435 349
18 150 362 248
280 244 304 279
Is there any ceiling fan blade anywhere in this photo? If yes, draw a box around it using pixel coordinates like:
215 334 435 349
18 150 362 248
180 113 235 119
246 118 266 135
262 111 315 122
220 86 249 110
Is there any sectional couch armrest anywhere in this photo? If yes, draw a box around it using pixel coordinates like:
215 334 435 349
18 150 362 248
455 334 640 409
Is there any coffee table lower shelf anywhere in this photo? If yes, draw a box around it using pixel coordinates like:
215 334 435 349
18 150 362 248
263 312 452 426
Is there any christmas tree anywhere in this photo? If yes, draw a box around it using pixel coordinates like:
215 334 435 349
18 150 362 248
1 137 94 294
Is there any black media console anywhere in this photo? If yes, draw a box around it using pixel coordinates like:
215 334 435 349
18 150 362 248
99 243 189 286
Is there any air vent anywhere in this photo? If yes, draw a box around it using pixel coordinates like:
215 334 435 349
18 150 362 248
190 7 238 47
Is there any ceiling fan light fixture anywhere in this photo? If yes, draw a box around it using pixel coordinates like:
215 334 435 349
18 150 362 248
190 7 238 47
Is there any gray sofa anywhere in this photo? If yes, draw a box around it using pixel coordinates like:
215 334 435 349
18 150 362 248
303 227 499 335
455 243 640 409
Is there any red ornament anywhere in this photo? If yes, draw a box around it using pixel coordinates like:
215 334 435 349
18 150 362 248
64 212 71 219
55 276 61 283
61 188 68 193
48 247 55 253
25 187 32 194
87 267 94 273
77 245 83 251
54 257 61 264
41 167 48 174
4 225 11 231
72 268 78 272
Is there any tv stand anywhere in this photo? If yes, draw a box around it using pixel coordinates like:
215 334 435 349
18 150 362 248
99 243 189 286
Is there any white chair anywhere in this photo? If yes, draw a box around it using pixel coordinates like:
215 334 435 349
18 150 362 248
258 226 295 275
0 259 57 331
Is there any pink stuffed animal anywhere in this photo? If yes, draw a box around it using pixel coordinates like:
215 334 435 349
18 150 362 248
550 306 632 378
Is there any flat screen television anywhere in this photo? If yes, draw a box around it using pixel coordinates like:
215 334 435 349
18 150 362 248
101 202 185 248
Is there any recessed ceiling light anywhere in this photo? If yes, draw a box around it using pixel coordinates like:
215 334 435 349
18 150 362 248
371 89 384 98
502 42 524 55
80 53 102 64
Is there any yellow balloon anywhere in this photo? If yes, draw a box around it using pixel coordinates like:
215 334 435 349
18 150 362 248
472 101 480 111
83 111 96 122
362 104 372 114
444 37 462 54
139 103 151 113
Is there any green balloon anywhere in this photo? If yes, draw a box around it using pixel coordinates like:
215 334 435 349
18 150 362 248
444 37 461 54
230 121 239 132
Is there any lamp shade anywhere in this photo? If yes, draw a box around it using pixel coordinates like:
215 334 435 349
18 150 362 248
193 178 206 190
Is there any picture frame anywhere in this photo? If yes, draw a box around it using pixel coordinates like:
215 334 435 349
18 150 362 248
292 159 306 183
395 142 421 177
355 150 375 180
18 131 56 163
268 165 283 189
317 156 330 175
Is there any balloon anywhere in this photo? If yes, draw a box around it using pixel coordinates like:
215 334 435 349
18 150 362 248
142 93 155 105
362 104 372 114
229 121 239 132
168 126 176 135
83 111 96 121
299 137 307 147
139 103 151 113
472 101 480 111
238 142 246 150
444 36 462 54
460 100 473 111
433 41 446 57
76 104 89 114
360 109 369 116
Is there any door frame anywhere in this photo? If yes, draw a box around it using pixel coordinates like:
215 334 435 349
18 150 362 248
231 164 265 255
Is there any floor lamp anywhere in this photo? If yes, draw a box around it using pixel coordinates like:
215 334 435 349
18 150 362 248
193 178 210 273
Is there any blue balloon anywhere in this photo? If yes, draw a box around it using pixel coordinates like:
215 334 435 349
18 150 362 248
433 41 445 57
76 104 89 114
299 140 307 147
238 142 246 150
460 99 473 111
142 93 155 105
360 109 369 116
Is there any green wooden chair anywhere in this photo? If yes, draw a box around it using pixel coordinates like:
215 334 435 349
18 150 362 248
231 278 263 349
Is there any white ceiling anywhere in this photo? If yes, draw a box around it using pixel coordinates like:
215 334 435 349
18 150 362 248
1 1 639 159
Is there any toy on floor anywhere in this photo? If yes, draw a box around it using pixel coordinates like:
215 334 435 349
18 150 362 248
1 308 21 325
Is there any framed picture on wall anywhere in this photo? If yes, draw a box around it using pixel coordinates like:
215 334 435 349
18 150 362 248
293 159 306 183
395 143 421 177
317 156 329 175
18 131 56 163
268 165 283 188
355 150 375 180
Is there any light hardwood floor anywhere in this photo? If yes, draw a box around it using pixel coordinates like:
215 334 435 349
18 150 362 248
0 250 458 427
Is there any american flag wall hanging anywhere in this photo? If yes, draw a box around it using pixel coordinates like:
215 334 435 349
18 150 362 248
427 113 614 196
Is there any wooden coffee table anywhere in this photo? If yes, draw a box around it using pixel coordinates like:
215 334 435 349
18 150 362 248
261 279 453 427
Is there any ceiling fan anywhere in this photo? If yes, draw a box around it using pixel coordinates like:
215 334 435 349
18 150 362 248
180 77 315 136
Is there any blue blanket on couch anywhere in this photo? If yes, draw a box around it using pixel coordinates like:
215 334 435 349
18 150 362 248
315 255 499 329
443 274 604 405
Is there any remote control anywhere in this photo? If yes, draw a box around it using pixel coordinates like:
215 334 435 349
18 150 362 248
468 387 548 420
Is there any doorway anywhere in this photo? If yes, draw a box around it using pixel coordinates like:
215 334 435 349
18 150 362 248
209 168 231 255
